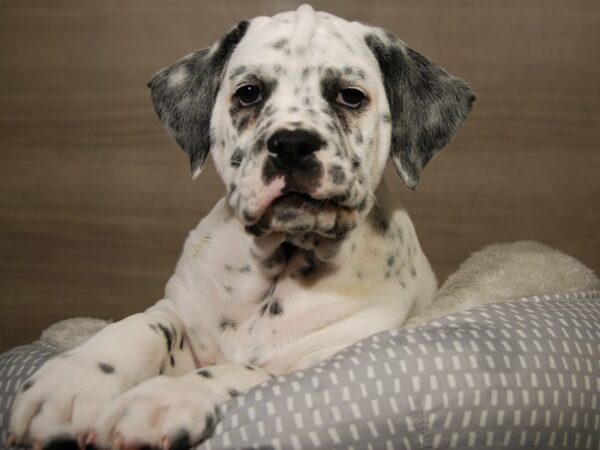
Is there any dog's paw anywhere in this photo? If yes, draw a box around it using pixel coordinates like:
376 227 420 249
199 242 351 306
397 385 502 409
8 352 126 448
92 375 222 450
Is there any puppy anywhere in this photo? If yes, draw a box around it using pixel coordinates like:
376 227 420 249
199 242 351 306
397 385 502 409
8 5 473 449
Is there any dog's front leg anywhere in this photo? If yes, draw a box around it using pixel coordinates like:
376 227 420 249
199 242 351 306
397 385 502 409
7 307 195 449
92 363 273 450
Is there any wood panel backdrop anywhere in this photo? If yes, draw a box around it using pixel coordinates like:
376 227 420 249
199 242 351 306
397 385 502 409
1 0 598 352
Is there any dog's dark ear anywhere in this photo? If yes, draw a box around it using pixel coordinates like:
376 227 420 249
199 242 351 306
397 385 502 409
148 21 250 177
365 32 475 189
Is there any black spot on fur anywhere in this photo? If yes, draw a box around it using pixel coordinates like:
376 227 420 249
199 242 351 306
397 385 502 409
219 318 237 331
157 323 174 352
170 429 191 450
301 264 317 277
179 335 185 350
260 302 269 316
203 412 217 439
369 205 390 234
245 224 265 237
269 299 284 316
243 210 257 223
43 436 79 450
387 254 396 266
261 278 279 301
229 389 241 397
262 245 291 270
301 67 313 80
354 129 364 145
271 38 289 50
300 250 323 277
21 380 34 391
230 148 244 167
197 369 213 378
263 104 275 117
98 362 114 374
34 401 44 418
245 365 256 371
357 197 368 212
170 355 176 367
328 164 346 184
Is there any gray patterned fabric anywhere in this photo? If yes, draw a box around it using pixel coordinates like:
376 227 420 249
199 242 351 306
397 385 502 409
201 291 600 450
1 290 599 450
0 342 58 447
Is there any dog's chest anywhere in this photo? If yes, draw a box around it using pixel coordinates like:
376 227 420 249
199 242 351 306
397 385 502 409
168 199 430 369
210 252 366 366
182 240 358 361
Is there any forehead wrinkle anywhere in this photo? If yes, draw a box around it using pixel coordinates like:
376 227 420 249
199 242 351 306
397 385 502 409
321 15 360 54
289 5 318 52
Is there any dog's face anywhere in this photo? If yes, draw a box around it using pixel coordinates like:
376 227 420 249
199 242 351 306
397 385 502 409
149 6 474 240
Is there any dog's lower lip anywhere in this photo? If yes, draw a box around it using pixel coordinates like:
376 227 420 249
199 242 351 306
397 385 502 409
265 191 342 213
245 190 351 228
276 192 324 205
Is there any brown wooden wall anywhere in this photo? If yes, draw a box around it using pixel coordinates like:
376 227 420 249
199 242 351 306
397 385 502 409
1 0 599 352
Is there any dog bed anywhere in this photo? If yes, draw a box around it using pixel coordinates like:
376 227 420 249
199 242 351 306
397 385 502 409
2 242 599 449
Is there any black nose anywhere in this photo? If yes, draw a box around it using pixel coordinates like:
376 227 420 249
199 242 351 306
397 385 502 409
266 129 323 164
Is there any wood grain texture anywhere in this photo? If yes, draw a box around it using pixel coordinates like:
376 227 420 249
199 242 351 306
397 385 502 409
1 0 598 352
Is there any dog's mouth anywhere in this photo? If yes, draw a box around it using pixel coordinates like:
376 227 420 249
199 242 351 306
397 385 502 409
245 191 358 239
271 191 331 209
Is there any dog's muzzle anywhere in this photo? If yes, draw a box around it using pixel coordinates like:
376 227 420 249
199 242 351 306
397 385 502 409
263 129 324 192
244 128 359 239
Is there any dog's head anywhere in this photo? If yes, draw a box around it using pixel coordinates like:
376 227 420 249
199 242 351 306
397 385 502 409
149 5 474 240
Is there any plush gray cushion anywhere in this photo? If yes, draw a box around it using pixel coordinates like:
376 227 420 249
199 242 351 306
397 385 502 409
2 290 599 449
200 290 600 450
0 342 58 447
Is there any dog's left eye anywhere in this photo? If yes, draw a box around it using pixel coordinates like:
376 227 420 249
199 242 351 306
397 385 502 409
336 88 366 108
235 85 262 106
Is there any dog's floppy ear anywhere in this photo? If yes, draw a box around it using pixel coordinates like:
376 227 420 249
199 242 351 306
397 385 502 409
148 21 250 177
365 31 475 189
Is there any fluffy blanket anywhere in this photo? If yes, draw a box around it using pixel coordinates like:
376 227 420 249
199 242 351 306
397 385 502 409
41 241 600 350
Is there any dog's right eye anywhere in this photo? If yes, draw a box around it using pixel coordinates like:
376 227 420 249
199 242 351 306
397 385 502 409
235 85 262 106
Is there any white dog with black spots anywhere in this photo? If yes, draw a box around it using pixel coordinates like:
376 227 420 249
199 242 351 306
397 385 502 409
8 5 474 450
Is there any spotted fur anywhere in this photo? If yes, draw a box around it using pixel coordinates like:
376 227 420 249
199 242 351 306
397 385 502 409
9 6 473 450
